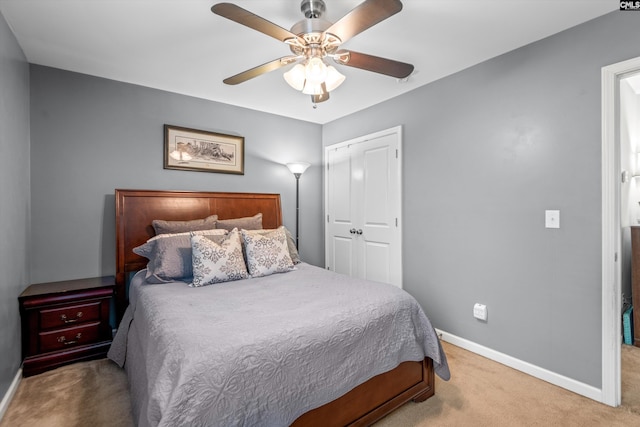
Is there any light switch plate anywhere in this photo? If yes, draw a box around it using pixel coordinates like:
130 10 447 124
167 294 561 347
545 210 560 228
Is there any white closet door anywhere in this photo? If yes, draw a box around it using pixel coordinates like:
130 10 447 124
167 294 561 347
325 127 402 288
326 144 357 277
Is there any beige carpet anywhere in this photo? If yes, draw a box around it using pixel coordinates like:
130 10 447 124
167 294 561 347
2 342 640 426
0 358 132 427
376 342 640 427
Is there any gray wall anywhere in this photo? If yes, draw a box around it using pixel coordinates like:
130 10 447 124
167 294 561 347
29 65 323 283
0 12 30 398
323 11 640 388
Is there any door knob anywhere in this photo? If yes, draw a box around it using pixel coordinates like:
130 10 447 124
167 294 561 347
356 229 363 235
350 228 357 234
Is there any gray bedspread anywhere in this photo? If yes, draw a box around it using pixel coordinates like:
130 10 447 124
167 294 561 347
108 263 449 427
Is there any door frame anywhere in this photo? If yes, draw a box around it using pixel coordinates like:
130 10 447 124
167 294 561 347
324 126 403 286
601 55 640 407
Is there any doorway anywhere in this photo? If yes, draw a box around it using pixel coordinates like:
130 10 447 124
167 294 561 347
620 73 640 337
602 56 640 407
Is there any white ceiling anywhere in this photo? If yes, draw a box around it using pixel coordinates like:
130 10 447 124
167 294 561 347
0 0 619 124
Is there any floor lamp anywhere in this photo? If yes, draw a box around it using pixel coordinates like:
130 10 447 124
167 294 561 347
286 162 310 248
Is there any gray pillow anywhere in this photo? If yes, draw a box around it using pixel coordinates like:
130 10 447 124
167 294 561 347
283 227 301 264
133 229 228 283
152 215 218 235
216 213 263 231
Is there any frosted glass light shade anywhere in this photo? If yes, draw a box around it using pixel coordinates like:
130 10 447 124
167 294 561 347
324 66 345 92
286 162 311 176
283 58 346 96
283 64 306 91
302 82 324 95
305 57 327 85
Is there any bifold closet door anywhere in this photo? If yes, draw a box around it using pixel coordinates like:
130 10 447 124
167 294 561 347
325 128 402 288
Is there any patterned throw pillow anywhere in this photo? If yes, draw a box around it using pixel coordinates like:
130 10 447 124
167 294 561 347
191 229 249 287
241 227 294 277
242 226 300 264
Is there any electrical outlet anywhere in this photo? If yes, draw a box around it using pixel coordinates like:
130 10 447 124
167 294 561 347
473 303 488 321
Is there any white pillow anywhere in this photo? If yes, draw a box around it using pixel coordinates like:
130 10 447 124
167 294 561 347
241 227 294 277
191 228 249 287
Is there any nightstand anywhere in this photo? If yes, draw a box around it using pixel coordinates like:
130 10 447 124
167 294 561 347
19 276 114 377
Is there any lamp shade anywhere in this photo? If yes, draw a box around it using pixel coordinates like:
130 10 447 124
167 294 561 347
286 162 311 175
283 64 306 91
324 66 345 92
305 57 328 85
284 58 346 97
302 81 324 95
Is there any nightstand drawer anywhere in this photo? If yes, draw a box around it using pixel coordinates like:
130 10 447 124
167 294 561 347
39 322 101 353
20 276 115 376
39 301 101 330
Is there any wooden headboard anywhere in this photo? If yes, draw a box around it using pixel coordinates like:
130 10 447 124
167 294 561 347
114 189 282 321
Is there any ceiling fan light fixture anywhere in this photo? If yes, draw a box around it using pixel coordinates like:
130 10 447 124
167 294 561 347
213 1 414 104
305 57 328 85
302 81 324 95
324 65 345 92
285 58 345 97
283 64 306 91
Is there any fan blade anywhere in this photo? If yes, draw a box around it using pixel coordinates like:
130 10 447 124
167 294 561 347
212 3 305 45
324 0 403 44
312 84 330 103
223 56 300 85
311 93 330 103
334 49 413 78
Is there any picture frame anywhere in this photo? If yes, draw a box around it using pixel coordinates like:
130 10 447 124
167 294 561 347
164 124 244 175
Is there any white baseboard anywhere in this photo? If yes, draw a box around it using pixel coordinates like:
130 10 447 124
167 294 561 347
437 329 603 402
0 368 22 422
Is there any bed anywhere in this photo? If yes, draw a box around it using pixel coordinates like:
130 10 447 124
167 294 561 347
108 189 449 426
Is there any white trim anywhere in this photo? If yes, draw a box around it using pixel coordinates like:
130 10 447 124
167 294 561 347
601 55 640 407
0 368 22 422
437 330 602 402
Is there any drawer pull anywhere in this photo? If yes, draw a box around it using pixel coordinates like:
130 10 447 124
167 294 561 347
60 312 83 324
57 332 82 345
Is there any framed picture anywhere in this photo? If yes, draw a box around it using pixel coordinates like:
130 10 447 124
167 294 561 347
164 125 244 175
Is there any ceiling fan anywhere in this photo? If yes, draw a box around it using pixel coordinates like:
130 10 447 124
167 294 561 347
211 0 414 105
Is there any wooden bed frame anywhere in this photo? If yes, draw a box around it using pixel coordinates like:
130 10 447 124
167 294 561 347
114 188 434 426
